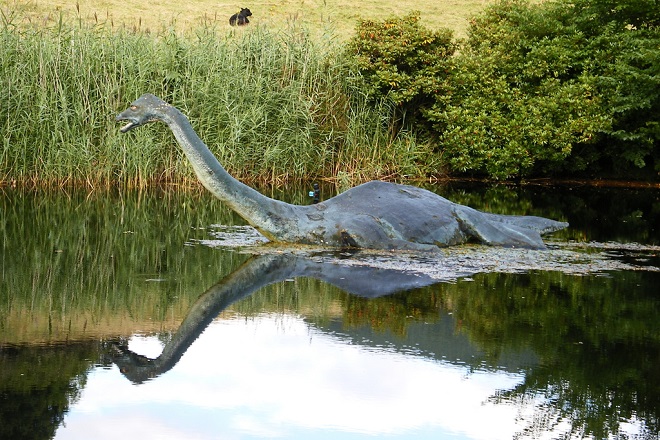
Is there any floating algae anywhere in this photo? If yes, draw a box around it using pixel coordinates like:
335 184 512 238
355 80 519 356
194 224 270 247
193 225 659 283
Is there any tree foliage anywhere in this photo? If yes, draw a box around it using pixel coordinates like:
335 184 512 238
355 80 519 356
346 1 660 180
431 0 660 179
345 12 456 128
426 0 612 178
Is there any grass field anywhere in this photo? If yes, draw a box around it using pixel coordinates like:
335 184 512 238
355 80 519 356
7 0 492 38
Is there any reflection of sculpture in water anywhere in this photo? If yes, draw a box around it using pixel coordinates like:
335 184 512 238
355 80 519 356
116 94 568 251
108 253 440 383
102 249 660 439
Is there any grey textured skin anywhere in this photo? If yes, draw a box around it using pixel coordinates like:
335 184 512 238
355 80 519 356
117 94 568 250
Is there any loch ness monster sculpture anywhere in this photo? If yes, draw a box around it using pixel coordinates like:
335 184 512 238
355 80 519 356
116 94 568 250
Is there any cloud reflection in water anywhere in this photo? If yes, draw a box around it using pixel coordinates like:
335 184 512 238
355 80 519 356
57 314 523 440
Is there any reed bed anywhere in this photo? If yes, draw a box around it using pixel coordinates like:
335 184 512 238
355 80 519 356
1 9 436 187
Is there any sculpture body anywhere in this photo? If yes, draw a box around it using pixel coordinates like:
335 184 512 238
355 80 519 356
117 94 568 250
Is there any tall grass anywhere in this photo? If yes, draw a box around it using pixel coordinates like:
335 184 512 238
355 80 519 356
1 9 436 186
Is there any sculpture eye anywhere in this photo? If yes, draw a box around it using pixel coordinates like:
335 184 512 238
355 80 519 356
130 105 137 111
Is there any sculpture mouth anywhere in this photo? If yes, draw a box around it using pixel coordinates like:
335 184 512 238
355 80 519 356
119 121 138 133
116 108 142 132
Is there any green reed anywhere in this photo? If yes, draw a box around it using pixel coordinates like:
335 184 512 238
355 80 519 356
1 11 432 186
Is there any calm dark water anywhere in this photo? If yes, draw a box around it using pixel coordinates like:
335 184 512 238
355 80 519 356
1 183 659 440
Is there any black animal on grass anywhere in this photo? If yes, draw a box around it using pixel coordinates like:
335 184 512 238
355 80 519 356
229 8 252 26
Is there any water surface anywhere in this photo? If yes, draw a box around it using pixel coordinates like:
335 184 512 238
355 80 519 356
1 183 658 439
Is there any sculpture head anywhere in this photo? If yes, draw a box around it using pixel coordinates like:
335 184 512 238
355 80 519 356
116 93 170 133
104 340 162 384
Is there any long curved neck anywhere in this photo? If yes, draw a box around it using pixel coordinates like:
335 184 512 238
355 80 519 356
111 254 300 383
161 106 299 241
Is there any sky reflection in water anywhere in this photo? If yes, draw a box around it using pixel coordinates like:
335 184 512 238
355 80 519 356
57 314 523 440
3 185 658 440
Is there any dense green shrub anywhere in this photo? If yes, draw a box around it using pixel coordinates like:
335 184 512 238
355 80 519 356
424 0 610 179
345 12 456 129
566 0 660 31
569 1 660 174
343 2 659 180
428 0 660 179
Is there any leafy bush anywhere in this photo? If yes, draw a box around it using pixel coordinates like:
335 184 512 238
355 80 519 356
424 0 610 179
344 2 659 180
345 12 456 129
430 0 660 179
576 20 660 174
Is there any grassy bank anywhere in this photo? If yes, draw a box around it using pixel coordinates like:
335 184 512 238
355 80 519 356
1 8 438 186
